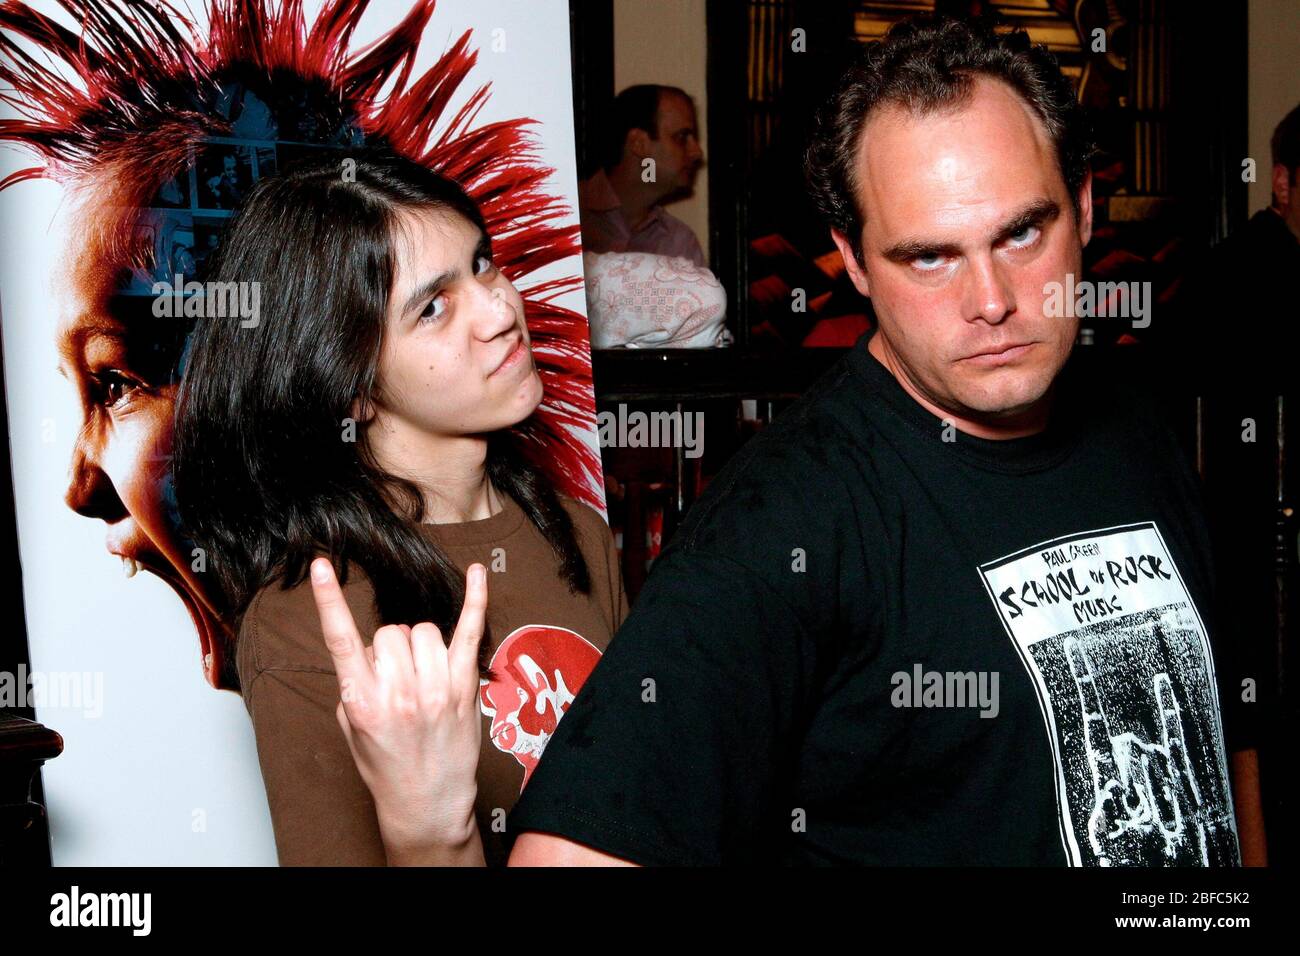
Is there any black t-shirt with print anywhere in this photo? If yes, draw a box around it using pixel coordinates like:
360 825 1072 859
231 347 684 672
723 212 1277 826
510 328 1249 866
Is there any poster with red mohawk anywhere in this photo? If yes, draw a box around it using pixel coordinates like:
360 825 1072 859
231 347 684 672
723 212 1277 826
0 0 602 864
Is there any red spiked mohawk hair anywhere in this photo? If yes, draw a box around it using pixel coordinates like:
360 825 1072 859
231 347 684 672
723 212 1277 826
0 0 603 508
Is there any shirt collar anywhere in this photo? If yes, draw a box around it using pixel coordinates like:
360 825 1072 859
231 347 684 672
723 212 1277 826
581 169 669 231
579 168 622 212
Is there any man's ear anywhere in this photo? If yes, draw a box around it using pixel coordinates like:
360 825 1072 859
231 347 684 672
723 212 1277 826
1272 163 1293 210
1075 169 1095 248
830 228 871 298
626 127 652 161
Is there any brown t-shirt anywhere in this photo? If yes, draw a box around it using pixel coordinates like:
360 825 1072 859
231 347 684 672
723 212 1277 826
236 494 627 866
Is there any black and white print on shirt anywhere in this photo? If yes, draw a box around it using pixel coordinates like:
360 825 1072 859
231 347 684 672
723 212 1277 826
979 522 1240 867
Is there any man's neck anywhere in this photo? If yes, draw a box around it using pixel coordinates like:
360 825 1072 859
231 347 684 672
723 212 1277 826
605 162 664 231
1268 203 1300 244
867 330 1053 439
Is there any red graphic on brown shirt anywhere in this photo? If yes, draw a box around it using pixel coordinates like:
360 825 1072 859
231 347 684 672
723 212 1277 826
479 625 602 789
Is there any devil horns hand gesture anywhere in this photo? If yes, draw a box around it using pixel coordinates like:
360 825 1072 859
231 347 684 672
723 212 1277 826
309 557 489 867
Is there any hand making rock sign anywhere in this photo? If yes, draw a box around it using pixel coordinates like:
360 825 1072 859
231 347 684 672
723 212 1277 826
309 557 490 867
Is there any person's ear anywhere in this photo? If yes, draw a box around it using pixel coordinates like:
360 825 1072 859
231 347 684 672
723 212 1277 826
350 394 375 425
1272 163 1293 211
626 127 652 161
1075 169 1095 248
830 228 871 298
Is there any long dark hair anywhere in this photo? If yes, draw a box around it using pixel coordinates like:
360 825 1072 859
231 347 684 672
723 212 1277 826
173 148 590 687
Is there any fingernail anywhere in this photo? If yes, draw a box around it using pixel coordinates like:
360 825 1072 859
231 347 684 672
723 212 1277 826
473 564 485 585
311 560 329 583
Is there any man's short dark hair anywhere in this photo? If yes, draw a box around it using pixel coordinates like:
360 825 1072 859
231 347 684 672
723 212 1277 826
1270 102 1300 196
603 84 693 170
805 15 1095 264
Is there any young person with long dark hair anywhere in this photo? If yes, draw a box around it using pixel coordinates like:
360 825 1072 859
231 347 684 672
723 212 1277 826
173 149 626 866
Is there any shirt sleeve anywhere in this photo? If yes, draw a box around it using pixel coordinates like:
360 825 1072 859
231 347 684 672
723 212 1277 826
563 497 630 633
507 544 813 865
242 668 387 866
660 210 706 268
238 590 389 867
684 231 706 269
578 209 624 255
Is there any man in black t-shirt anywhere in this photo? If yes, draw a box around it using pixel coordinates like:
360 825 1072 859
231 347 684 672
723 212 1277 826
507 16 1267 866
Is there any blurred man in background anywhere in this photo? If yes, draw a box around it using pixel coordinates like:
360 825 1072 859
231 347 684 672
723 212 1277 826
579 84 707 267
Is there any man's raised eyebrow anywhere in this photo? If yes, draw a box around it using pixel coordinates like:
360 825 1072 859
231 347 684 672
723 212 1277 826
881 237 964 264
880 199 1062 263
400 229 491 316
992 198 1060 243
